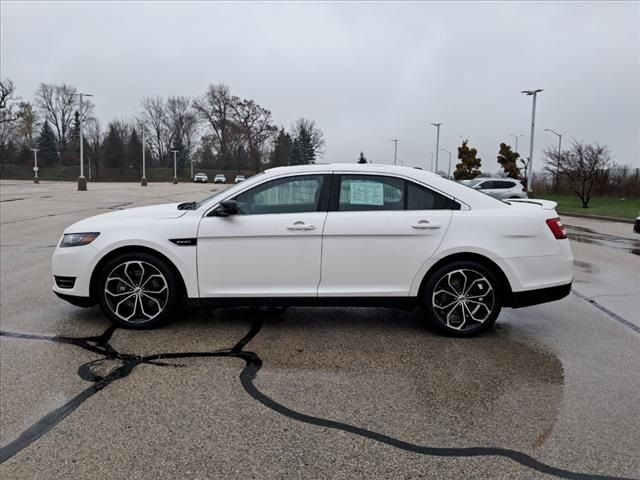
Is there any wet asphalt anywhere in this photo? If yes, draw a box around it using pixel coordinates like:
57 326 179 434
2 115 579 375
0 180 639 479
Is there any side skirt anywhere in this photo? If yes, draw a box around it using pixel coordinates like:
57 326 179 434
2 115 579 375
188 297 418 310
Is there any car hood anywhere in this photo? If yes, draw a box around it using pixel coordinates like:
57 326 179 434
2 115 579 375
65 203 188 232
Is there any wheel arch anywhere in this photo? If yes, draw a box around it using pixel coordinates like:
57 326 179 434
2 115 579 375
89 245 188 302
417 252 514 305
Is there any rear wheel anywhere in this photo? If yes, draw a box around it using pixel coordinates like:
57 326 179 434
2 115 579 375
420 261 502 336
97 252 178 329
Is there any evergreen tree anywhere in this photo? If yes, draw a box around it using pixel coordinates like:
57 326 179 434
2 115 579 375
497 143 522 179
63 111 81 166
36 121 58 166
453 139 482 180
103 123 126 169
358 152 367 164
127 128 143 177
270 128 292 167
171 136 187 174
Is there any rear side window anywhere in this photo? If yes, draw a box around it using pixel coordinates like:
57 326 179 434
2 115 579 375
493 180 516 189
338 175 404 211
336 175 459 211
407 182 461 210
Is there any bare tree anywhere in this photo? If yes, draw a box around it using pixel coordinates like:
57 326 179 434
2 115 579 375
86 118 103 180
192 84 235 166
231 98 277 171
545 141 612 208
0 79 22 125
140 96 171 166
34 83 94 155
165 96 199 161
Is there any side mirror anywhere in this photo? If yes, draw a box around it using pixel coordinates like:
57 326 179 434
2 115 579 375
211 199 238 217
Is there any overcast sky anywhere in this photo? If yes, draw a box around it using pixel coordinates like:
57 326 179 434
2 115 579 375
2 1 639 170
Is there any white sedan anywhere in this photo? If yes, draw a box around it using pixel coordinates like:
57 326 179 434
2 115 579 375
52 164 573 336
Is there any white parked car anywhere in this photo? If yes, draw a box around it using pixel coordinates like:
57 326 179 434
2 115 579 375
193 172 208 183
234 175 246 183
52 164 573 336
214 174 226 184
464 178 528 199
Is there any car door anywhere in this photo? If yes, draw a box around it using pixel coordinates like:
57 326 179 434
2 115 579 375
197 174 329 297
318 174 456 297
475 180 499 198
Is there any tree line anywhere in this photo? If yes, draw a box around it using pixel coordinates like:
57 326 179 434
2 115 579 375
0 79 325 177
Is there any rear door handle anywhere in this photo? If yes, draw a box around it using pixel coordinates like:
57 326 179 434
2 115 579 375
287 221 316 231
411 220 441 230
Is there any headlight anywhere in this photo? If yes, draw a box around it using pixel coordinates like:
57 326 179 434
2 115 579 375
60 232 100 248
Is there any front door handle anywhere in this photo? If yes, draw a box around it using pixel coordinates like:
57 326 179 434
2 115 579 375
287 221 316 231
411 220 441 230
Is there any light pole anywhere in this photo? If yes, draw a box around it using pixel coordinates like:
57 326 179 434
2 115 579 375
31 148 39 184
190 153 194 180
441 148 452 178
171 149 179 184
510 133 524 154
521 89 543 193
390 139 398 165
431 123 442 173
141 125 147 186
427 152 434 171
544 128 562 191
73 92 93 191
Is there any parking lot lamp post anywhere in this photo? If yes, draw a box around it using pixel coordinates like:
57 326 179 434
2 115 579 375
390 139 398 165
441 148 452 178
73 92 93 191
427 152 434 171
544 128 562 190
171 149 179 184
141 126 147 186
521 89 543 193
31 148 39 184
510 133 524 154
431 123 442 173
190 154 194 180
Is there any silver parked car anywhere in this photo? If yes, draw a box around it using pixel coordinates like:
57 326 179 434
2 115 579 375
214 174 227 184
464 178 528 199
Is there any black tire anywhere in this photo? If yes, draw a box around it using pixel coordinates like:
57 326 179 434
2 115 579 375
419 260 502 337
97 252 179 329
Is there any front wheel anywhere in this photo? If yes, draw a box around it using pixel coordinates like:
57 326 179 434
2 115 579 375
97 252 178 329
420 261 502 336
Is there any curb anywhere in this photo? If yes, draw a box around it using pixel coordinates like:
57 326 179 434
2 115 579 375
558 211 635 224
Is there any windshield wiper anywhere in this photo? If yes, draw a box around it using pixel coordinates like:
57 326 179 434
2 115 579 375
177 201 197 210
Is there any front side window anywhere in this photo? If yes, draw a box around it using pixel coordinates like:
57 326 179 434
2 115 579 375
338 175 404 211
234 175 325 215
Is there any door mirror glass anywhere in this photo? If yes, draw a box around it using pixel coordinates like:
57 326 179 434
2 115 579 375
212 199 238 216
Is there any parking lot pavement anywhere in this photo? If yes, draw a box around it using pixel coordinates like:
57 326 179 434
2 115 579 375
1 180 639 479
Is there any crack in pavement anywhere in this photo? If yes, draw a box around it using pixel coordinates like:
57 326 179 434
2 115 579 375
0 320 634 479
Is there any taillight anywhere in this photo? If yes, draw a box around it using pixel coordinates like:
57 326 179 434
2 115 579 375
546 218 568 239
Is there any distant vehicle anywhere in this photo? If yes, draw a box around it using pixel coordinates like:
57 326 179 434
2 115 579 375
634 215 640 233
463 178 528 199
214 174 226 184
234 175 246 184
193 172 208 183
52 164 573 336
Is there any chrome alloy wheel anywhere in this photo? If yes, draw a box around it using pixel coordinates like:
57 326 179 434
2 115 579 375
432 269 495 332
104 261 169 323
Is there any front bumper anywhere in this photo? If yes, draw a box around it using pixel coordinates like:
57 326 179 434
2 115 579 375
54 291 96 307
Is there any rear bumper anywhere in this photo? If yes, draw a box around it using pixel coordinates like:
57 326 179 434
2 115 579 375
54 291 96 308
507 282 572 308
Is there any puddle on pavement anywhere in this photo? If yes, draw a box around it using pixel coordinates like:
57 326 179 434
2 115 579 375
565 225 640 256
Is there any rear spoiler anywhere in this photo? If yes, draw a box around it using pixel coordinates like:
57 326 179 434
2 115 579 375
507 199 558 210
